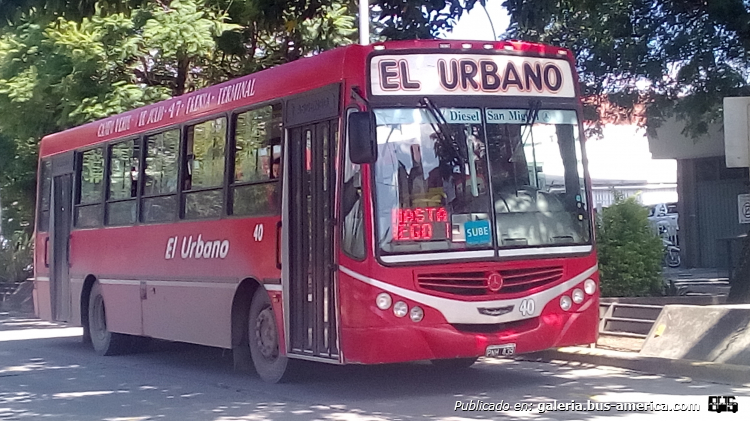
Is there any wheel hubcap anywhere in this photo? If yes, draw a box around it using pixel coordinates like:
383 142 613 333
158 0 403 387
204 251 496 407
254 306 278 360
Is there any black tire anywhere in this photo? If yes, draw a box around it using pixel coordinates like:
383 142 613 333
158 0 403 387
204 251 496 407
88 281 132 356
248 289 293 383
666 251 681 268
430 357 479 369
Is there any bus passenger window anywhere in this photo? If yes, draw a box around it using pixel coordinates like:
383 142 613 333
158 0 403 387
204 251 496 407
142 129 179 223
183 117 227 219
106 139 139 226
231 104 283 216
74 147 105 228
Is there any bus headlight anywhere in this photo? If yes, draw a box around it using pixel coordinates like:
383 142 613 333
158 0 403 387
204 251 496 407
409 306 424 322
584 279 596 295
572 289 584 304
393 301 408 318
560 296 572 311
376 293 392 310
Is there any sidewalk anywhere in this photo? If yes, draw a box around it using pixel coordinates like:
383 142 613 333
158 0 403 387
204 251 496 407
521 345 750 387
662 267 729 282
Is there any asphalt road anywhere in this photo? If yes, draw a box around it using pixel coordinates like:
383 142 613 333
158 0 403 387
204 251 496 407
1 314 748 421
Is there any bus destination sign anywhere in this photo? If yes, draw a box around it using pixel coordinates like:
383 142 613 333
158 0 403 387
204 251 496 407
370 54 575 98
392 207 450 241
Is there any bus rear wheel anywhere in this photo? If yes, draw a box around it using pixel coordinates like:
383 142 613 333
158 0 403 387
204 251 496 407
248 289 292 383
88 281 131 356
430 357 478 370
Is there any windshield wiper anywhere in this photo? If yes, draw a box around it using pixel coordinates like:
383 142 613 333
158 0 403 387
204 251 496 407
418 98 475 195
508 99 542 195
510 99 542 160
419 97 456 152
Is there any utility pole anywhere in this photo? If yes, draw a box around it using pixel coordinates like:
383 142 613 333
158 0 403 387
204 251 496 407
0 185 3 239
359 0 369 45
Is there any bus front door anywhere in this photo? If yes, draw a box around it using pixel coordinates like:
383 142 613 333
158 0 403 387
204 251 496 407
287 119 339 360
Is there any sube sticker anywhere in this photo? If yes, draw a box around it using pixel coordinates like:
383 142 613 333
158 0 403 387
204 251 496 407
464 220 492 245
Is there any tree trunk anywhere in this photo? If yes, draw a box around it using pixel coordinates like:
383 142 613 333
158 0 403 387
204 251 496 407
174 56 190 97
727 230 750 303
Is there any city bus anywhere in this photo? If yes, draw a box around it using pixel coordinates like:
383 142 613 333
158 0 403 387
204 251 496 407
33 39 599 383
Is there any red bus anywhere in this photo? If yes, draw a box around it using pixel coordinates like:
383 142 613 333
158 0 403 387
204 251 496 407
33 39 599 382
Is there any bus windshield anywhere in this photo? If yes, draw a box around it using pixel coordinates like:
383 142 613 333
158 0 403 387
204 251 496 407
374 107 591 255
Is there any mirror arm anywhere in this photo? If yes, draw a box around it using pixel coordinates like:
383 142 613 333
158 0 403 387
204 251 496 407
350 86 369 110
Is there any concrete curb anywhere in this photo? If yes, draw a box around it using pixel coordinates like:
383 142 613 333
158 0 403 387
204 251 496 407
520 347 750 387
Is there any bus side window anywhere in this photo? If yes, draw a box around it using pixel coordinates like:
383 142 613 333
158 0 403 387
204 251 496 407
230 104 283 216
37 160 52 232
74 147 105 228
105 139 139 226
142 129 180 223
183 117 227 219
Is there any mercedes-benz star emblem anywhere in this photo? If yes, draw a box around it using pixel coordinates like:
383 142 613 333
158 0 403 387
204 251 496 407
487 272 504 293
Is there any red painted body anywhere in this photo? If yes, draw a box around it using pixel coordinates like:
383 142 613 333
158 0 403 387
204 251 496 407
34 39 599 365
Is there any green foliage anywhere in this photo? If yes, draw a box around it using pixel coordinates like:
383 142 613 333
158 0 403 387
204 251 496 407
374 0 465 40
0 231 33 286
597 195 663 297
0 0 239 274
503 0 750 137
0 0 475 281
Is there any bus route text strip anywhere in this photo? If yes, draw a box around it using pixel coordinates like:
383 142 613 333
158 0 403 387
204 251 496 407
97 79 257 138
370 54 575 97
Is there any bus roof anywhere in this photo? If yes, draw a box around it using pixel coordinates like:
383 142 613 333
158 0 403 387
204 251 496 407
39 39 573 157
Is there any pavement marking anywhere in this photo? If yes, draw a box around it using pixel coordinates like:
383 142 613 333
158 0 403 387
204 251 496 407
0 327 82 342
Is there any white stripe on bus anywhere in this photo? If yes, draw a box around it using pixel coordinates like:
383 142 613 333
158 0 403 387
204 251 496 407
339 264 598 325
99 279 237 289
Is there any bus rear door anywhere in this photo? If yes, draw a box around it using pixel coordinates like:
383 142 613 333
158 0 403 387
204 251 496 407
49 152 74 322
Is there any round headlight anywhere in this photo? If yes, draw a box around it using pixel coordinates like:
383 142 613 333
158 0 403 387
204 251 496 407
572 288 584 304
584 279 596 295
560 296 572 311
376 293 392 310
409 306 424 322
393 301 408 318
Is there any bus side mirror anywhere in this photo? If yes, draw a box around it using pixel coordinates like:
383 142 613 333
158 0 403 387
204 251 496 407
348 111 377 164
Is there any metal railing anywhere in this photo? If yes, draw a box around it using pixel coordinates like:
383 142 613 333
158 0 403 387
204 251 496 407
599 302 663 338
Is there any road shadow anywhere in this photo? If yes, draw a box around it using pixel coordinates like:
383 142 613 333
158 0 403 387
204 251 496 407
2 316 748 420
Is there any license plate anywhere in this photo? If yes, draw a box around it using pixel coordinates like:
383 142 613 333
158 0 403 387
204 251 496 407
485 344 516 358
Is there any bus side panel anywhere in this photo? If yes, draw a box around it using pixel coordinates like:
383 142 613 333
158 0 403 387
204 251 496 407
69 277 85 326
68 217 280 349
34 279 52 320
33 231 52 320
100 281 143 336
141 281 235 348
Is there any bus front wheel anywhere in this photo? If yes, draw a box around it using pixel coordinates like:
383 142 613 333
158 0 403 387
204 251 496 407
248 289 292 383
88 281 131 356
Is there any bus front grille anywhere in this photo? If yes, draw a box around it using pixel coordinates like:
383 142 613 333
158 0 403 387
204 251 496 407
416 266 564 297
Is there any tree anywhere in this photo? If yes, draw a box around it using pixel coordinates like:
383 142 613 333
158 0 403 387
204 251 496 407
0 0 238 284
503 0 750 300
597 195 664 297
503 0 750 135
0 0 478 286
